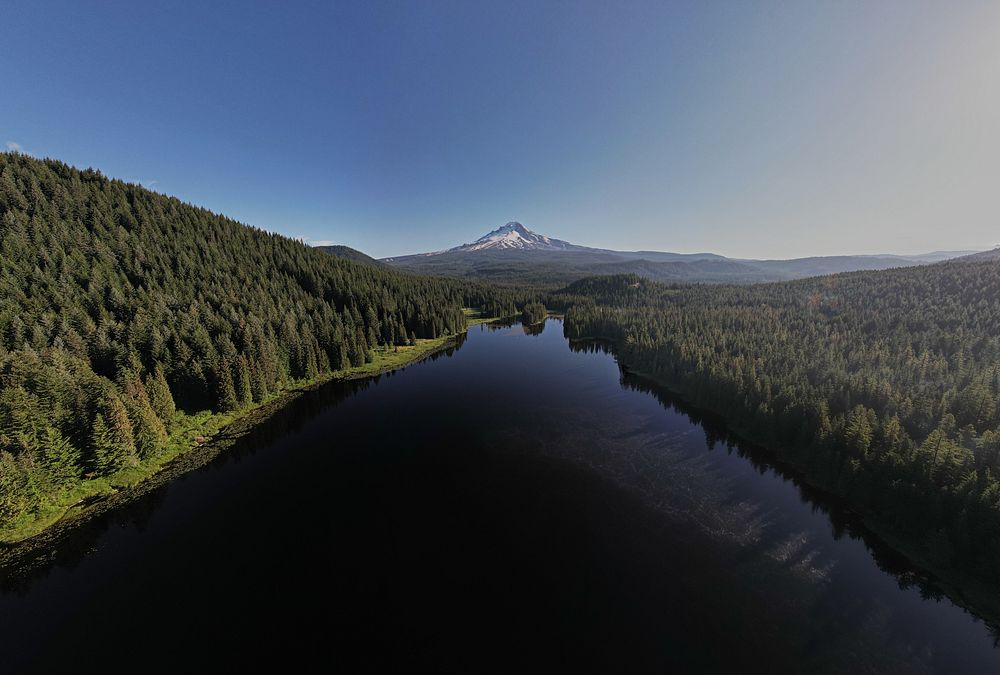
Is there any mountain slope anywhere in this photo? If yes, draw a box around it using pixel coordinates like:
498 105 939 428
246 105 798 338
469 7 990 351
740 255 930 279
451 221 588 252
0 152 519 537
594 258 783 283
316 244 386 267
955 247 1000 262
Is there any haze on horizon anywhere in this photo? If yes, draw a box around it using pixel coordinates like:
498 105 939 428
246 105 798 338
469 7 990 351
2 0 998 259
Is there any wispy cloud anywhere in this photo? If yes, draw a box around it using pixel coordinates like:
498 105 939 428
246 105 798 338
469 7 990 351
5 141 26 154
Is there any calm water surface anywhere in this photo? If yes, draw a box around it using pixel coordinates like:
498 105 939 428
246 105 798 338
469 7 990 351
1 319 997 673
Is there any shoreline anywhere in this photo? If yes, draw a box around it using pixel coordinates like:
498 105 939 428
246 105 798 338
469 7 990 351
0 323 482 565
564 333 1000 632
607 356 1000 633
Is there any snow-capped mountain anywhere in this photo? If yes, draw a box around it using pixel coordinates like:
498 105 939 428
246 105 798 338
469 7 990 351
450 222 586 253
381 221 984 285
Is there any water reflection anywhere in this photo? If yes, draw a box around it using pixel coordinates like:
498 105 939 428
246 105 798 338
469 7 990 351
484 318 519 330
0 320 997 673
521 321 546 336
568 336 991 636
0 334 469 590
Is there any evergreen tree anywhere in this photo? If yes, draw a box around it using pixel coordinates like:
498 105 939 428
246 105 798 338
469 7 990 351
145 366 176 424
98 395 137 469
235 355 253 408
0 451 31 521
91 413 125 474
216 359 240 412
38 425 81 487
248 360 269 403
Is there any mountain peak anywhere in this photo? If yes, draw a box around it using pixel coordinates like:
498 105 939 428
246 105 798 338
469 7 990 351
452 222 584 253
498 221 529 233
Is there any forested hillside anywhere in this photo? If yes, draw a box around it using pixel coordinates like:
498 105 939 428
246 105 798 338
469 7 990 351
386 240 976 287
957 247 1000 263
316 244 386 267
559 264 1000 583
0 153 521 534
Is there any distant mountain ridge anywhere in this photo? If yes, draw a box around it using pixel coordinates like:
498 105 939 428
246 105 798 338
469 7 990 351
382 221 981 286
954 247 1000 263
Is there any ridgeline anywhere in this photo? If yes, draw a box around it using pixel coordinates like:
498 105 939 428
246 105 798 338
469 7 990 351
0 152 524 540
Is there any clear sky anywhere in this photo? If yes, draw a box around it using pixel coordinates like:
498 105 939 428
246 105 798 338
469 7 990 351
2 1 998 258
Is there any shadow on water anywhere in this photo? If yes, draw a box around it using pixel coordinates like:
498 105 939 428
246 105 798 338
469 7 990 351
568 336 999 641
1 321 998 673
0 335 468 592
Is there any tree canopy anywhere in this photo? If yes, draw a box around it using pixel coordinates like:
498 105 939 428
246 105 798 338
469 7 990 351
558 266 1000 582
0 152 525 528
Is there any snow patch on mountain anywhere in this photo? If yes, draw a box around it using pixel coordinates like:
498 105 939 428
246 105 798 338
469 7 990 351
451 222 582 252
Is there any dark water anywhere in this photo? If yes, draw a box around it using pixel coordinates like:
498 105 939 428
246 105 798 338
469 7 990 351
1 319 998 673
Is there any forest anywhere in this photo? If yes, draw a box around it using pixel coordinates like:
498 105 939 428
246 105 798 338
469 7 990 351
0 153 526 535
5 150 1000 603
557 266 1000 585
521 302 547 325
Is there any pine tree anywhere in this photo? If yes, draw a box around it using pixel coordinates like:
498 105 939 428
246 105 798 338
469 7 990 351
336 339 350 370
98 395 137 469
216 358 240 412
249 359 269 403
130 399 168 459
235 355 253 408
92 413 125 474
123 370 168 458
0 385 37 445
0 451 31 521
844 405 874 458
38 425 81 488
145 366 176 424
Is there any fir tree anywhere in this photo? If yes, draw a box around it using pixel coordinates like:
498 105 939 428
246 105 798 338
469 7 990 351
216 358 240 412
145 366 176 424
235 355 253 408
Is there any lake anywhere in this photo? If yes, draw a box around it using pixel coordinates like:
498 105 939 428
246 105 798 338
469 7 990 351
1 319 997 673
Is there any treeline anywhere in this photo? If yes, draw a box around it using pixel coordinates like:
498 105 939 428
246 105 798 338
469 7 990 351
0 153 525 529
521 302 547 325
559 268 1000 581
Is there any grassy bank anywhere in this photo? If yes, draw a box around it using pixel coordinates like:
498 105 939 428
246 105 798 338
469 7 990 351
0 325 477 547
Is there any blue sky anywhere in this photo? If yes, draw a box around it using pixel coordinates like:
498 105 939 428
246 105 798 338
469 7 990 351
3 1 998 258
